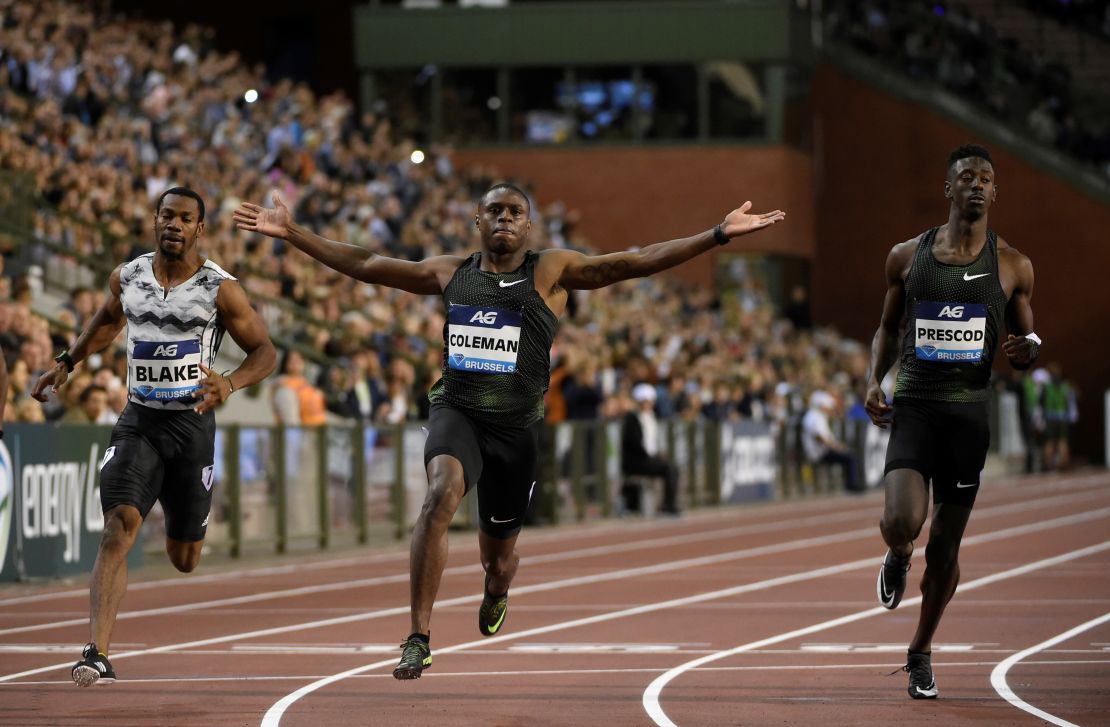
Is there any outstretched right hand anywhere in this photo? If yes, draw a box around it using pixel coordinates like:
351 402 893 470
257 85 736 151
31 362 69 402
864 383 893 428
233 191 292 239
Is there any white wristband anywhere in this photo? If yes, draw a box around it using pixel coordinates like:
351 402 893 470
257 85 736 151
1024 332 1042 345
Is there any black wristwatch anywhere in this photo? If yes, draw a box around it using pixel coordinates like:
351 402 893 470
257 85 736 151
54 350 76 372
713 223 730 246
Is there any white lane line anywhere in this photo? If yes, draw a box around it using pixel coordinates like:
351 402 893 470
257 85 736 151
0 550 409 607
2 469 1099 608
0 524 882 682
0 495 855 608
5 482 1103 637
0 503 880 635
990 611 1110 727
8 659 1110 688
4 500 1108 688
642 540 1110 727
259 511 1110 727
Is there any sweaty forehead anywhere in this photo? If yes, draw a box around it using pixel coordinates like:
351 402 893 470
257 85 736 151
160 195 201 216
951 158 994 178
481 189 529 210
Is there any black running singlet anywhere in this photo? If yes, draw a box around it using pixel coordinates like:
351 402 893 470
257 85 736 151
895 227 1008 403
428 251 559 425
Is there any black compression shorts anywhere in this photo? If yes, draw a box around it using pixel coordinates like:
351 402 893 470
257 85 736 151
423 404 540 539
99 404 216 542
884 398 990 507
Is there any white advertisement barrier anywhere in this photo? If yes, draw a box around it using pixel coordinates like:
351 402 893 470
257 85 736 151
861 421 891 490
0 424 141 582
720 420 776 503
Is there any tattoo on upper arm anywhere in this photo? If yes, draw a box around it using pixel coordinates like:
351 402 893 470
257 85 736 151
579 260 631 285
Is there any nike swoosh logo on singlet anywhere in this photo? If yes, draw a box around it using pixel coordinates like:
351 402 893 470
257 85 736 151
963 272 989 281
499 279 526 287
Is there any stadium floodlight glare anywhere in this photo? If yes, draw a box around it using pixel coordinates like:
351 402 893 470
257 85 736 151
244 89 259 104
411 150 426 164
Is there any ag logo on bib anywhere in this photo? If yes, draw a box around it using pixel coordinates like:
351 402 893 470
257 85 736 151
914 301 987 362
130 339 203 401
446 304 522 374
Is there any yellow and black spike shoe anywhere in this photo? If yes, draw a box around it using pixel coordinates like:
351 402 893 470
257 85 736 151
478 577 509 637
393 634 432 680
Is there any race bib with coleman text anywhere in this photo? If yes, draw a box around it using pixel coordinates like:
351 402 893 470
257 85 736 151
446 304 522 374
914 302 987 362
129 340 203 401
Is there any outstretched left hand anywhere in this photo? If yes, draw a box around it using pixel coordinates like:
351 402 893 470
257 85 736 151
721 201 786 240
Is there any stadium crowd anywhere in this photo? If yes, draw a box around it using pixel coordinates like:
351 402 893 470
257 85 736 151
1021 0 1110 41
826 0 1110 181
0 0 1075 472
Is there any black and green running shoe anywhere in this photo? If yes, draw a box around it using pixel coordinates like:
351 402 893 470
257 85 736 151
478 579 509 637
392 634 432 680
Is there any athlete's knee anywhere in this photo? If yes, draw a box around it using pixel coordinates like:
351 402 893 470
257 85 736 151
170 555 199 573
419 475 464 524
481 549 518 580
880 512 922 545
167 543 201 573
100 507 142 552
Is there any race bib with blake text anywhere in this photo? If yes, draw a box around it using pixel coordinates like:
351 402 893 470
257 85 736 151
446 304 522 374
914 301 987 362
129 340 203 401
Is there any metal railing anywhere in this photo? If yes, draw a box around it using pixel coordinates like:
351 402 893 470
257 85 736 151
193 415 883 558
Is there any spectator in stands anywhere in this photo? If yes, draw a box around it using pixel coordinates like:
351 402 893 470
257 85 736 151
271 349 327 426
0 0 871 432
0 354 6 437
655 373 693 420
564 358 604 421
825 0 1110 179
65 287 96 327
346 348 388 423
60 383 112 424
621 383 680 515
801 390 859 491
5 357 44 423
377 358 415 424
1041 362 1073 471
701 381 737 421
784 284 813 331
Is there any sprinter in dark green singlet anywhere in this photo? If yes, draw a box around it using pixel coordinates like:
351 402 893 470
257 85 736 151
864 145 1038 700
235 184 785 680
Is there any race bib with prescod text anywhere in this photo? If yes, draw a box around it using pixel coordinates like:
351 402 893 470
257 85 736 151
129 340 203 401
914 301 987 362
446 304 522 374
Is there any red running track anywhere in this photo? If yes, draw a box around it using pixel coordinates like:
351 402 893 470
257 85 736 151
1 470 1108 726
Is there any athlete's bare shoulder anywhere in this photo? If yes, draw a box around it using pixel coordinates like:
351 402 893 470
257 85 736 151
891 236 920 257
996 235 1033 288
997 236 1032 267
885 236 921 281
995 234 1023 255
